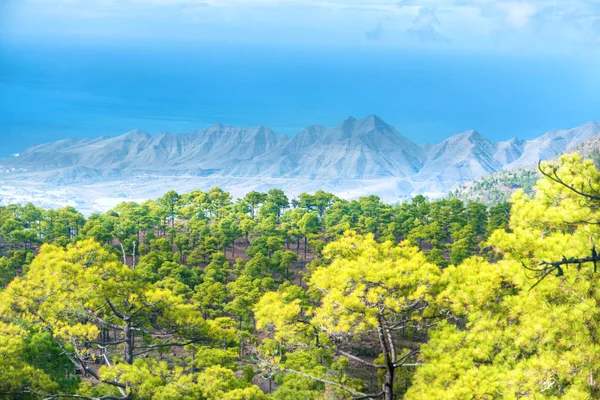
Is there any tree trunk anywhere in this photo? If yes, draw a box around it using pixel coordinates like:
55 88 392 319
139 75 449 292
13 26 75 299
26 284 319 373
383 366 394 400
120 243 127 265
191 348 195 374
304 238 307 258
376 314 395 400
124 320 135 364
132 242 137 267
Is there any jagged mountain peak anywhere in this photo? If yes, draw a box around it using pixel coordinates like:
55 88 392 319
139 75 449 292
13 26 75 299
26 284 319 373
253 125 279 137
418 129 502 183
448 129 488 143
202 122 230 132
337 114 391 133
463 129 480 137
337 116 358 129
363 113 387 125
504 136 526 144
426 130 493 159
232 114 425 179
118 129 151 141
199 123 278 136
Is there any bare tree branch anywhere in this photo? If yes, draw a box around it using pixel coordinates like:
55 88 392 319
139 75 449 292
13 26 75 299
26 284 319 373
318 343 383 369
39 322 128 393
539 252 599 271
105 298 127 321
393 349 420 368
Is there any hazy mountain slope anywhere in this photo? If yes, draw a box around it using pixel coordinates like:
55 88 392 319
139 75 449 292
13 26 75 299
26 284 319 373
451 131 600 205
416 121 600 191
417 130 501 185
494 137 526 165
503 121 600 169
6 118 598 182
234 115 426 179
2 117 600 211
172 124 288 171
5 130 152 171
3 125 288 175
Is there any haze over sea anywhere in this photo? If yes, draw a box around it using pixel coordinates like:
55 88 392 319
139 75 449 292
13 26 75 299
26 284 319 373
2 0 600 159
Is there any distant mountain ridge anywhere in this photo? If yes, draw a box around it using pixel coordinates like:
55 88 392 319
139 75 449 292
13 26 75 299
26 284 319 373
8 124 287 175
1 116 599 210
450 129 600 205
230 115 427 179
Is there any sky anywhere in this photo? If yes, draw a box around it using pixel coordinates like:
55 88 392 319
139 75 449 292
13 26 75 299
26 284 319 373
1 0 600 156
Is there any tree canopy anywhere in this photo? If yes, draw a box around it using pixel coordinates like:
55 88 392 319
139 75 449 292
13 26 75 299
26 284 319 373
1 154 599 399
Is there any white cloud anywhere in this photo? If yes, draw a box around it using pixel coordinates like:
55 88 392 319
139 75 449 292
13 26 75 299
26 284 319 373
407 6 448 42
5 0 600 56
498 2 537 27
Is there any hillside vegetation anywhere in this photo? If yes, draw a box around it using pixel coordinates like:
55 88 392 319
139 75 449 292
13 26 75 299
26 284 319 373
449 168 539 205
1 153 600 399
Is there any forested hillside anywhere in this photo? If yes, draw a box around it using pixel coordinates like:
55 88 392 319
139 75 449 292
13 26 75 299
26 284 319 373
449 168 539 205
1 153 599 399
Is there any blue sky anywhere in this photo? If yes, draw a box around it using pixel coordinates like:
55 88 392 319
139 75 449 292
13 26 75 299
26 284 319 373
1 0 600 156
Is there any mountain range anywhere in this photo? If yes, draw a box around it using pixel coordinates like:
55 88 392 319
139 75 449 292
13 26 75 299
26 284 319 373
1 116 599 212
450 129 600 205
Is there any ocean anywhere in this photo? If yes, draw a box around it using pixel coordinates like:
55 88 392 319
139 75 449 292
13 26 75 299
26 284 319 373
1 39 599 158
